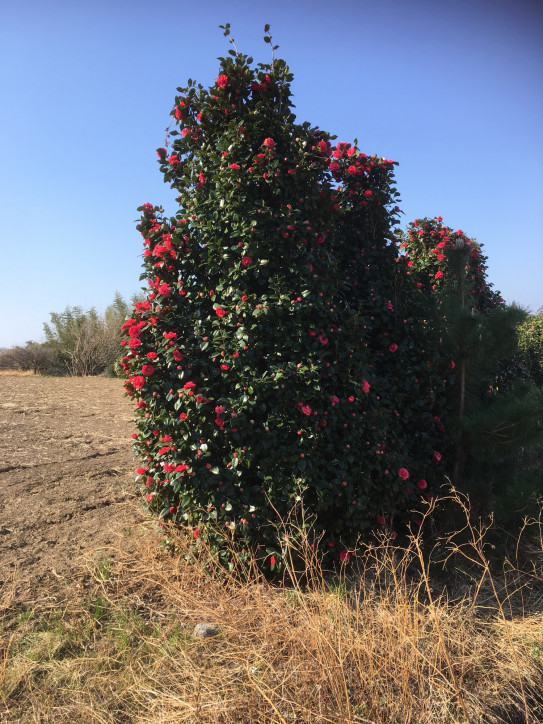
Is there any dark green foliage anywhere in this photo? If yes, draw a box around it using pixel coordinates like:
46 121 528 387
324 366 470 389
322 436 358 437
401 217 543 526
122 39 452 571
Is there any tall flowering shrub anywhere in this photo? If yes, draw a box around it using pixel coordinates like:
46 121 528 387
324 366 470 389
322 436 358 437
121 32 449 569
400 216 504 312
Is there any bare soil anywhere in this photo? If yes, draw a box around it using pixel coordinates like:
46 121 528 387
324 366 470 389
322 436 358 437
0 375 141 601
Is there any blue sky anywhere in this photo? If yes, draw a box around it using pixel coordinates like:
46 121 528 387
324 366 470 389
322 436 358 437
1 0 542 347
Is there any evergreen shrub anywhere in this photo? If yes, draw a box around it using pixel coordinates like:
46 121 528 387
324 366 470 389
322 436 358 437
121 30 451 570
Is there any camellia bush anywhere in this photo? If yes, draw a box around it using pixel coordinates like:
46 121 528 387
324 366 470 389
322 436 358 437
121 28 451 570
399 216 504 312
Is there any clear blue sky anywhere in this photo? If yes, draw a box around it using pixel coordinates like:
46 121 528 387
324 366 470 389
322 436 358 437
1 0 542 348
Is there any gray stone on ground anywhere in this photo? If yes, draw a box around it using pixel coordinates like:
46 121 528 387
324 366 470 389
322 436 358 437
193 623 219 638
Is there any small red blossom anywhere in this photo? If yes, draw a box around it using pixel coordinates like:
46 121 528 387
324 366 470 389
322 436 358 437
417 479 428 490
339 550 350 562
398 468 410 480
435 270 444 279
263 137 275 149
432 451 442 463
269 555 276 566
179 412 187 421
141 364 155 376
388 343 398 353
361 380 370 393
215 307 227 317
241 255 252 267
216 74 228 88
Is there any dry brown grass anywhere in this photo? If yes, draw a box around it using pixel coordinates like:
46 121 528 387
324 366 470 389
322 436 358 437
1 493 542 724
0 370 35 376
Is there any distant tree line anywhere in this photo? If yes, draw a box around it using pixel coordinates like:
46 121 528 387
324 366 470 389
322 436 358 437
0 292 140 376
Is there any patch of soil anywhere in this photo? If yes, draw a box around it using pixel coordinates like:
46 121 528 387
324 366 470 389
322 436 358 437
0 376 143 601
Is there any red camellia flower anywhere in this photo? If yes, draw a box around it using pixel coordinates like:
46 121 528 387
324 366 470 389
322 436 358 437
361 380 370 393
433 450 442 463
329 161 340 173
363 189 372 198
347 164 357 175
228 163 240 170
220 363 229 371
158 283 171 297
241 255 252 267
388 343 398 353
263 137 275 149
215 307 226 317
141 364 155 376
216 74 228 88
130 375 145 389
179 412 187 421
435 270 444 279
376 513 386 526
129 338 141 349
398 468 409 480
269 555 276 566
147 351 158 359
417 479 428 490
339 550 350 562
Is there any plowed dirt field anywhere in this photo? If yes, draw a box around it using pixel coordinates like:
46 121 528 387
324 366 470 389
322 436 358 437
0 375 141 600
